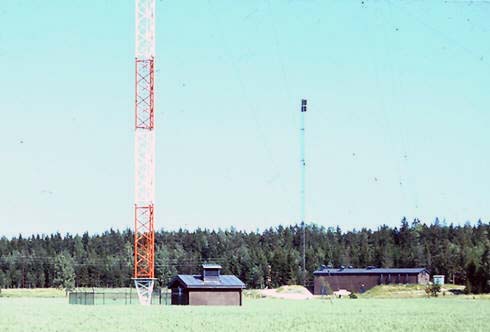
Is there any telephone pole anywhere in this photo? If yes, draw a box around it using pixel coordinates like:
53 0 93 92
300 99 307 286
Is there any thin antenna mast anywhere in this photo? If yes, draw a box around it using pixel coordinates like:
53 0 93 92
133 0 156 305
300 99 307 286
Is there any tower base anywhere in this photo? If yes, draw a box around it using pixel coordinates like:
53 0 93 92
133 278 156 305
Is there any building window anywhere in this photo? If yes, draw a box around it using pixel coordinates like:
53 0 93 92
204 270 219 278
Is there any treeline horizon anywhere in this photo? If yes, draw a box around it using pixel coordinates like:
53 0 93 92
1 218 489 293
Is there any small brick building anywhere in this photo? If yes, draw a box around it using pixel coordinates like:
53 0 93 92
168 264 245 306
313 266 430 295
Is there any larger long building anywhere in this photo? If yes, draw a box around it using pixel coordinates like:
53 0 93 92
313 266 430 295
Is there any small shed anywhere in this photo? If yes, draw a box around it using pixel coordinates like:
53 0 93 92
433 275 445 285
168 264 245 306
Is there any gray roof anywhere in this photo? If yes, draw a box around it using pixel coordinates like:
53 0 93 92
168 274 245 289
313 267 429 275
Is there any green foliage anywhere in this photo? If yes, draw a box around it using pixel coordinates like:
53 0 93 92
155 245 176 286
0 219 489 291
53 252 75 290
465 242 490 295
0 270 5 288
425 284 441 297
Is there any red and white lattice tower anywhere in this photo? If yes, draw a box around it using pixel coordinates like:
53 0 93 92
133 0 156 305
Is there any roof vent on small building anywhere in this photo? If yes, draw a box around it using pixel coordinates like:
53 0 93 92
202 264 222 281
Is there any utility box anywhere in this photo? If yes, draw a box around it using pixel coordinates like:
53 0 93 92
433 275 445 285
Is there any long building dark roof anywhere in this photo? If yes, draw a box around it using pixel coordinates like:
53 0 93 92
168 274 245 289
313 267 429 275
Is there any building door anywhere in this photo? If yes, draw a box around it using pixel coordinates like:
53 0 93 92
171 287 185 305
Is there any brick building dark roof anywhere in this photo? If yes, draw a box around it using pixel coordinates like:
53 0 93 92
314 267 429 275
168 264 245 289
313 266 430 294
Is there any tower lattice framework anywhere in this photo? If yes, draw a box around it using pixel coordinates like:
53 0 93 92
133 0 156 305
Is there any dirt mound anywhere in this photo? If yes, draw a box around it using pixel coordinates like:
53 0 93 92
260 285 313 300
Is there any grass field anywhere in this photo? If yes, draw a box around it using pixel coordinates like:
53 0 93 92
1 291 489 332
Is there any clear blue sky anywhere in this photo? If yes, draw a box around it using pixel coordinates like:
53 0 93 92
1 0 489 237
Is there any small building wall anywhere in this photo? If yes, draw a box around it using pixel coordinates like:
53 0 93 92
417 272 430 284
188 289 242 306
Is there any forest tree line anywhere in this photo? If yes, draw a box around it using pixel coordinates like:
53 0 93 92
0 218 489 293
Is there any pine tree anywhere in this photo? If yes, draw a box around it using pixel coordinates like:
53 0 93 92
53 252 75 290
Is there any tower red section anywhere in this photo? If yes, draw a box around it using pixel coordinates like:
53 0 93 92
134 205 155 278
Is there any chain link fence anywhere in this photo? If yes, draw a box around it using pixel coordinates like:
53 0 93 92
69 288 170 305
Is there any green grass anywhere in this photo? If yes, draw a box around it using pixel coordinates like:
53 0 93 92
0 288 66 298
1 296 489 331
243 289 264 299
275 285 306 294
360 284 429 298
360 284 490 300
